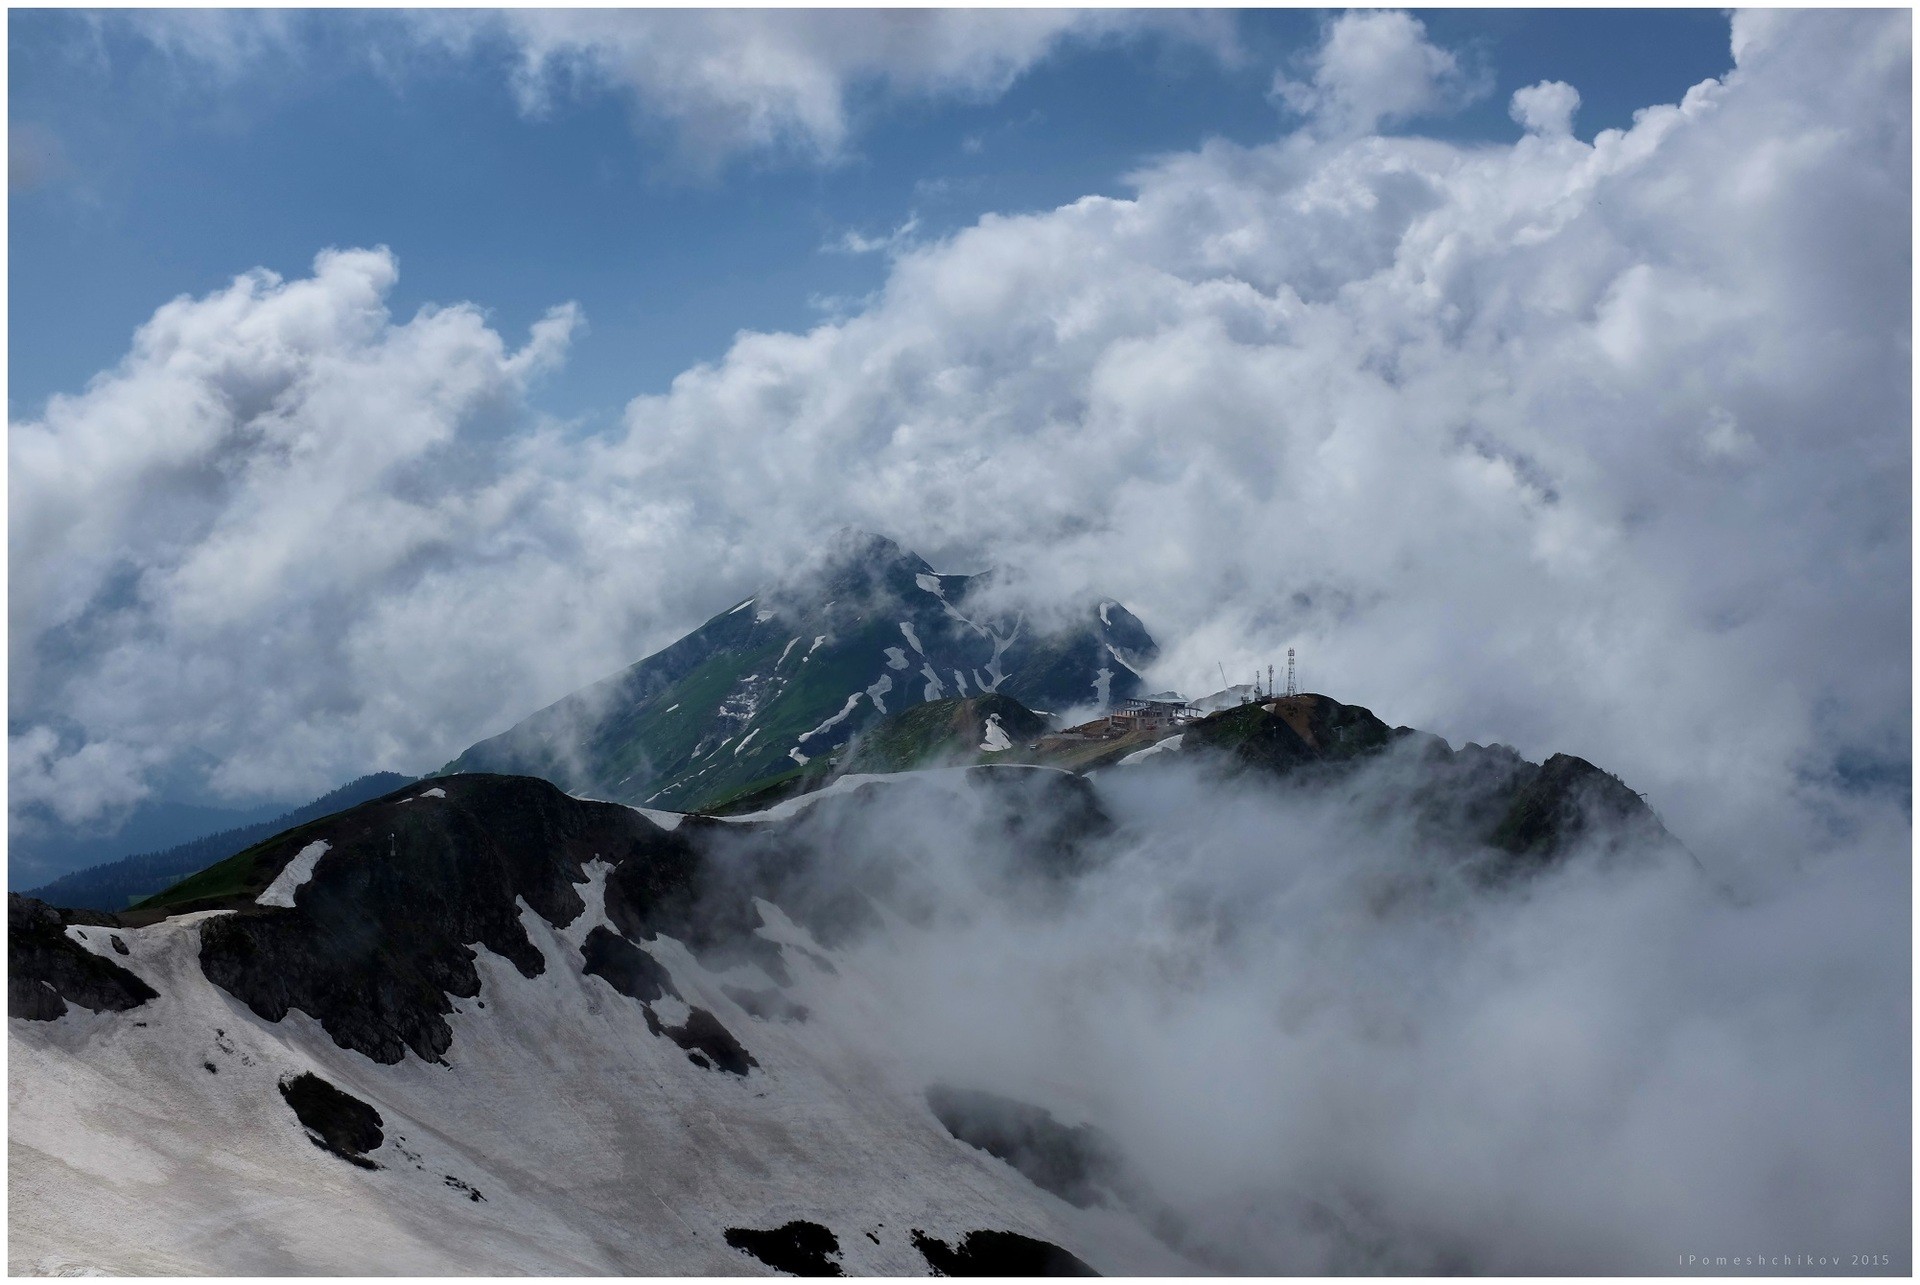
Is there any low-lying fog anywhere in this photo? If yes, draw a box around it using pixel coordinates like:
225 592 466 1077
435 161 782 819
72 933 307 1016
719 754 1909 1273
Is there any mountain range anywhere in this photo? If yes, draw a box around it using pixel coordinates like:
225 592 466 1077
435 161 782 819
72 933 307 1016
10 533 1693 1274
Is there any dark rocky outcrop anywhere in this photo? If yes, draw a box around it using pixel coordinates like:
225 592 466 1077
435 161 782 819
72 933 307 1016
911 1229 1097 1276
927 1086 1121 1209
1487 751 1675 869
8 895 158 1021
279 1072 383 1169
1181 693 1394 778
580 927 680 1003
643 1004 757 1076
1179 695 1682 877
197 775 700 1064
724 1221 844 1276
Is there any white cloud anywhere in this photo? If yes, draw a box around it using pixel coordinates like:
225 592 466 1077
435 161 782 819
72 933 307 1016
475 9 1232 168
99 8 302 79
827 214 922 257
11 246 585 820
92 9 1234 171
1273 10 1489 135
1510 80 1581 137
11 9 1909 898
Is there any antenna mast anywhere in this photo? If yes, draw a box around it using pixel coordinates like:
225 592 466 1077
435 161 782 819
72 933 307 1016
1285 648 1297 698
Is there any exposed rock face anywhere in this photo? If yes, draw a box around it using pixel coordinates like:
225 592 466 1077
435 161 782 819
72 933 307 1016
911 1229 1098 1276
724 1221 845 1276
8 895 158 1021
579 926 679 1003
197 775 700 1063
279 1072 384 1169
1488 751 1674 867
644 1004 758 1076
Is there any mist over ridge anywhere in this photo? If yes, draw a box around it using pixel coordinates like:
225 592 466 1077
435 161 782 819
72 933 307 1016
7 6 1909 1276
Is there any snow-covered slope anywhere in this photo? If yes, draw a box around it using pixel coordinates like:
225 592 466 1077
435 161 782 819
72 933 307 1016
9 769 1177 1276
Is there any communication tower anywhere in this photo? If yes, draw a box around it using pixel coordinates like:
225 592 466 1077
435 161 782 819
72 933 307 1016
1285 649 1297 698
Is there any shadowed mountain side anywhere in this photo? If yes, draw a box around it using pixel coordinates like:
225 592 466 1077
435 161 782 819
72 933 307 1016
9 895 159 1021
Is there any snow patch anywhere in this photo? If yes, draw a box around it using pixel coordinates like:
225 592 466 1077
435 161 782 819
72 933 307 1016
754 609 777 624
727 598 755 614
806 635 828 659
920 664 946 701
866 674 894 715
799 693 862 744
883 647 909 670
1106 643 1142 677
938 599 992 639
733 729 762 757
398 788 446 804
952 669 969 696
980 715 1013 753
629 807 684 831
777 639 800 666
789 748 810 766
1092 667 1114 709
256 841 330 909
715 762 1076 824
1099 601 1114 627
899 622 925 655
1118 734 1185 766
915 573 943 595
980 615 1020 690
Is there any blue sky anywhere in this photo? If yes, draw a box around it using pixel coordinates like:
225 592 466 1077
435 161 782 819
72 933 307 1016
11 9 1733 429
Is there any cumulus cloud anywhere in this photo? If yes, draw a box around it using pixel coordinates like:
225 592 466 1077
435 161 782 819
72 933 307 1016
1272 10 1489 135
1510 79 1581 137
10 5 1909 909
10 247 585 827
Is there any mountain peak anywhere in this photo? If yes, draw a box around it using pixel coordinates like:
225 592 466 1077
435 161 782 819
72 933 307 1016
445 534 1156 810
773 529 935 610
